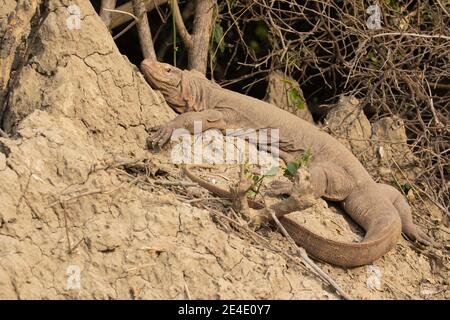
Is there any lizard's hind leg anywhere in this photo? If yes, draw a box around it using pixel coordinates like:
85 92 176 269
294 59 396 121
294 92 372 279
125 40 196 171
266 179 293 197
377 183 437 247
267 162 355 202
268 162 355 218
268 167 316 217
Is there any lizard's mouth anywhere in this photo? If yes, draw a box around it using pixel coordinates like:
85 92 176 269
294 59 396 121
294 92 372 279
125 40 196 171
142 72 181 91
140 64 157 86
140 59 181 88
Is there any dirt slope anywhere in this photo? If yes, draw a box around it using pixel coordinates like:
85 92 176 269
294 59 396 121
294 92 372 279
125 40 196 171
0 0 447 299
0 0 330 299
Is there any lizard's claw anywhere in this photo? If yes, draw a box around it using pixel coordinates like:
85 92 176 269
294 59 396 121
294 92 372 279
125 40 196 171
248 210 271 230
148 124 160 133
403 224 441 248
147 123 174 149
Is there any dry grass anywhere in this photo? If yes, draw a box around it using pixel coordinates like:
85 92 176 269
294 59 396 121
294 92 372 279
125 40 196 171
216 0 449 210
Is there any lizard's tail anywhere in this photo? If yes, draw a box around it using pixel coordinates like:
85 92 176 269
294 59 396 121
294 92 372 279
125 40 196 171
184 165 401 268
183 165 265 209
280 190 402 268
183 165 234 199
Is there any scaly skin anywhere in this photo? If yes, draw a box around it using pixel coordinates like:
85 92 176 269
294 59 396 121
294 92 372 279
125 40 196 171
141 59 435 268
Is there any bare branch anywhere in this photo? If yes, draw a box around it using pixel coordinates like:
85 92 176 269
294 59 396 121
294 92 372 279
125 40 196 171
372 32 450 41
133 0 157 60
188 0 216 74
170 0 193 49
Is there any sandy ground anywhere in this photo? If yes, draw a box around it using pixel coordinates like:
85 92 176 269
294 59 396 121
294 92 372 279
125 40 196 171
0 0 447 300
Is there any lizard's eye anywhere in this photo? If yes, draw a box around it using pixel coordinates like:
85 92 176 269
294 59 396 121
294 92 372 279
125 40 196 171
166 68 171 73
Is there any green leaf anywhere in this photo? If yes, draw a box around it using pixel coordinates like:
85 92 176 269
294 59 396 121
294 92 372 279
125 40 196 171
249 40 260 51
298 149 312 166
255 23 268 42
246 190 256 197
263 166 279 177
212 22 225 53
284 162 299 177
367 50 379 66
288 88 305 110
283 150 312 179
252 175 261 183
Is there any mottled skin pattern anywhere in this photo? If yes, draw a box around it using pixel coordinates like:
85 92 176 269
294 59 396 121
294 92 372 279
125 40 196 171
141 59 434 268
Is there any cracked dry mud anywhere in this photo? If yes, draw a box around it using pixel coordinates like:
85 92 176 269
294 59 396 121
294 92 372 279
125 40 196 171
0 1 448 299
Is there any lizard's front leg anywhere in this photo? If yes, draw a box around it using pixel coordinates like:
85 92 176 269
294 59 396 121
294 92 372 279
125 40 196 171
147 110 226 148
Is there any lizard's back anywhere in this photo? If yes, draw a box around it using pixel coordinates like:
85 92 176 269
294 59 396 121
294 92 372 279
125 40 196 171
211 86 402 267
213 87 372 183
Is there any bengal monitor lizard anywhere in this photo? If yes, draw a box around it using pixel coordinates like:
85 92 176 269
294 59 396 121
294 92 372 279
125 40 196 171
140 59 435 268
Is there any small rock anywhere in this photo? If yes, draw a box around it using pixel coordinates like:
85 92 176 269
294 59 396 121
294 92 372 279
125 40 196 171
377 146 385 159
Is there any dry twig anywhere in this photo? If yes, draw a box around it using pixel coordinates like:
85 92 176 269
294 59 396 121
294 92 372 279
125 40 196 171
99 0 117 29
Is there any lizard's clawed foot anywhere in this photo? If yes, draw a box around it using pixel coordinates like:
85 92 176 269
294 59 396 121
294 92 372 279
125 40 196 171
266 179 293 197
147 122 175 149
403 224 441 248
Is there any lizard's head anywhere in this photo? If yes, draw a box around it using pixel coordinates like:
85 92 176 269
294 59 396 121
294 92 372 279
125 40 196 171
141 59 212 113
140 59 186 111
140 59 181 88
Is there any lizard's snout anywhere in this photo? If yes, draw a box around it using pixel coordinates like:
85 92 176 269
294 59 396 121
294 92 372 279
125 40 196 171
140 59 157 85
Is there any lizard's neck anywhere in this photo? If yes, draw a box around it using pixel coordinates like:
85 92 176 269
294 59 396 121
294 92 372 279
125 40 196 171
181 71 222 112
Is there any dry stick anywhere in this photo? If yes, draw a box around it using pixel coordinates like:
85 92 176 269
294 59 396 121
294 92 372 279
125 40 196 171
104 8 140 40
62 206 72 253
48 177 139 208
99 0 117 29
372 32 450 41
424 79 443 127
391 157 447 215
384 279 420 299
133 0 157 60
98 156 150 172
183 275 192 300
266 208 352 300
54 176 140 253
435 0 450 17
111 0 168 29
154 180 197 186
184 197 234 203
0 251 20 258
69 237 85 255
207 206 351 300
103 8 139 22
